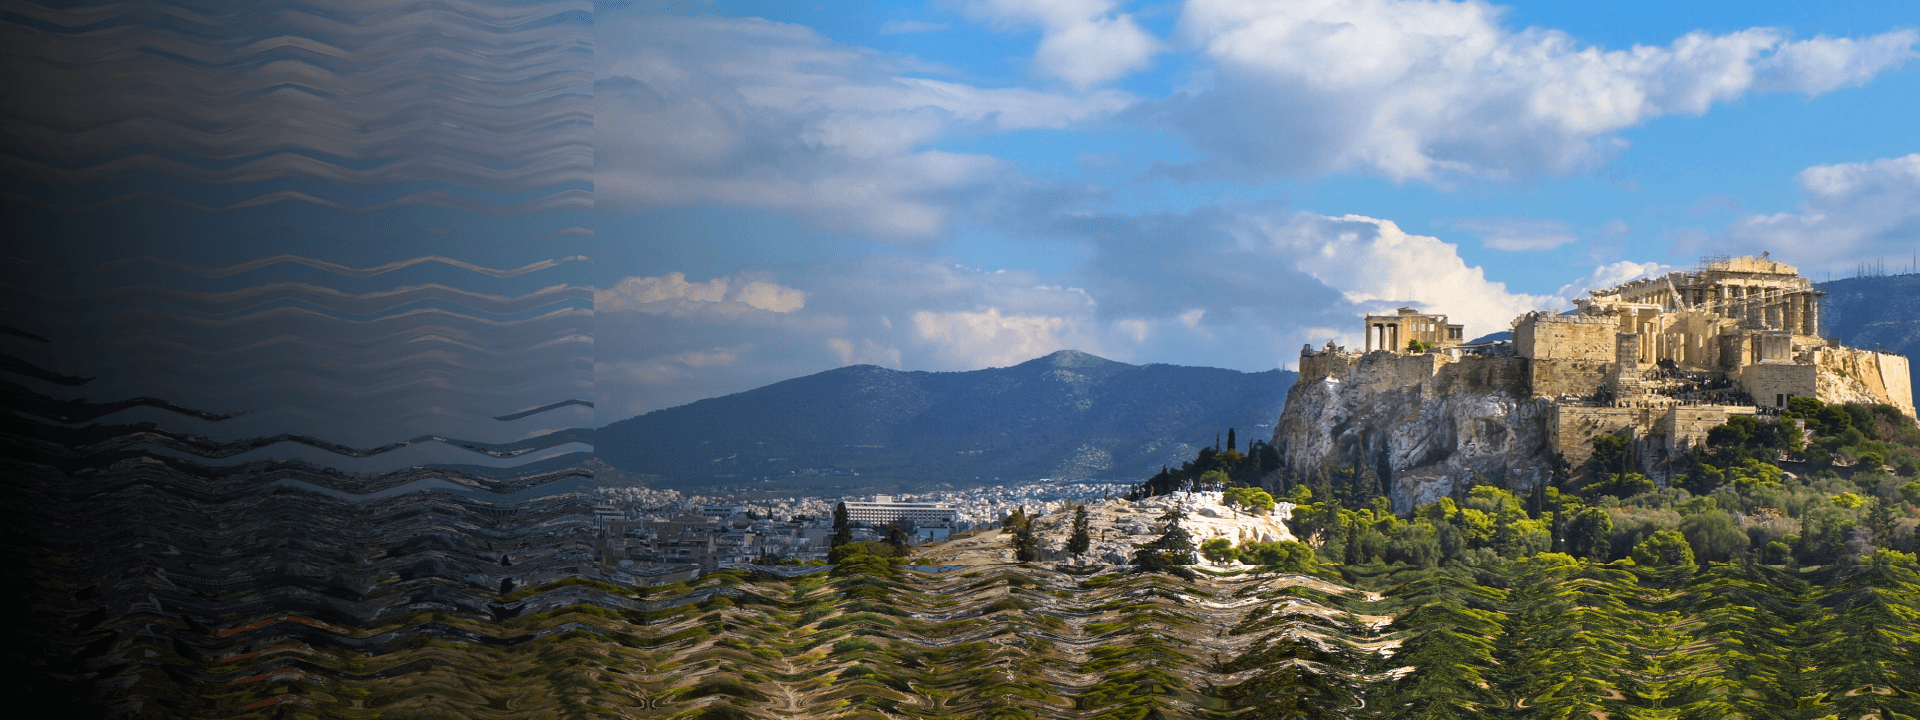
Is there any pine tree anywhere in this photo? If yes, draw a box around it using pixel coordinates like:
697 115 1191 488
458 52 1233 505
1136 507 1196 573
1067 504 1091 556
1809 562 1920 718
1007 507 1039 562
1227 428 1236 452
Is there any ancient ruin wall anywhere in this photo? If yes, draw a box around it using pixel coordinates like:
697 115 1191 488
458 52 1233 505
1814 347 1917 418
1529 359 1611 398
1551 404 1753 470
1662 407 1747 456
1298 348 1358 384
1352 352 1449 393
1736 363 1818 410
1296 349 1449 392
1514 314 1618 361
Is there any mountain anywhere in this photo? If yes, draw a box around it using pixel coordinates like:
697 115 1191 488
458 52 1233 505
597 350 1295 489
1817 274 1920 391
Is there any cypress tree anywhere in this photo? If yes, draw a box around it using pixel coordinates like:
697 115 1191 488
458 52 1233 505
832 501 853 547
885 521 910 555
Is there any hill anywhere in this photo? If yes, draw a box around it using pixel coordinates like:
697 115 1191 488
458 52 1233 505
596 350 1295 489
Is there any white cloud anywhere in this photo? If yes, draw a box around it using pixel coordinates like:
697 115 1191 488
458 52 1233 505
1238 212 1562 341
1720 154 1920 272
1162 0 1917 181
595 13 1134 238
1553 260 1674 302
967 0 1161 88
734 281 808 313
1447 217 1578 251
598 272 807 316
1757 32 1920 94
879 20 949 34
911 307 1096 368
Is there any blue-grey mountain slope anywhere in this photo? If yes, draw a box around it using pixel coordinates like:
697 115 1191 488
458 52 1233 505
597 350 1295 488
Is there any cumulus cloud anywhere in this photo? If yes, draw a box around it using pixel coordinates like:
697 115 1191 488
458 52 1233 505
597 272 808 316
595 13 1134 238
1045 204 1561 356
1720 154 1920 272
1160 0 1917 182
1236 212 1561 340
1553 260 1674 301
967 0 1162 88
912 307 1098 369
1446 217 1579 251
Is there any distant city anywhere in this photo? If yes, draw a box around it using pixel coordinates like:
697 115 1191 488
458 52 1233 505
584 479 1134 584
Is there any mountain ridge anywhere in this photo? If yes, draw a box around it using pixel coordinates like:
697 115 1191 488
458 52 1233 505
598 350 1295 489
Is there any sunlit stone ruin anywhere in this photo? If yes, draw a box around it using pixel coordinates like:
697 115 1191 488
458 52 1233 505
1294 255 1914 475
1363 307 1464 353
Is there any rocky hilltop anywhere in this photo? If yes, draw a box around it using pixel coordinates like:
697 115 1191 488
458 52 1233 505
1273 256 1916 510
1274 351 1554 510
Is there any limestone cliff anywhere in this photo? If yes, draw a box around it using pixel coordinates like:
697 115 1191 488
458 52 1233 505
1273 349 1554 511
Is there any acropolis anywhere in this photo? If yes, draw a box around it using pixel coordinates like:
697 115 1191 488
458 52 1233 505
1291 255 1914 477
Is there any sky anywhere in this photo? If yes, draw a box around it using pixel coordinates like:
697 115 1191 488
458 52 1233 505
595 0 1920 421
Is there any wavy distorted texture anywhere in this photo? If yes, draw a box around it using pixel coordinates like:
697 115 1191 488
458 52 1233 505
1 0 599 714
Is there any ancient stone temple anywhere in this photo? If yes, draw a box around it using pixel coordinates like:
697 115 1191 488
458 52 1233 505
1362 307 1465 353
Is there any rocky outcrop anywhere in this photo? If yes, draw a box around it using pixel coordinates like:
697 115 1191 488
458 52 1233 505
1273 350 1554 511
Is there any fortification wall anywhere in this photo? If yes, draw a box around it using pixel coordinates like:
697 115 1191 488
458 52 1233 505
1551 404 1753 469
1814 347 1917 418
1737 363 1818 409
1351 352 1449 393
1530 359 1610 397
1432 356 1528 395
1298 349 1358 384
1882 354 1914 417
1661 406 1748 455
1514 314 1617 361
1549 406 1650 467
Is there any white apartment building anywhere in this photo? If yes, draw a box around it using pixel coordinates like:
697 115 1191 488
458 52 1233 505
841 495 959 526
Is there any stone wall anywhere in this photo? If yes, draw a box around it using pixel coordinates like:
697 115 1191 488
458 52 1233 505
1298 348 1451 393
1814 347 1917 417
1660 406 1748 456
1298 348 1357 384
1529 359 1610 397
1549 406 1649 467
1736 362 1818 409
1432 356 1528 396
1350 352 1449 393
1551 404 1754 470
1883 354 1914 417
1514 313 1618 361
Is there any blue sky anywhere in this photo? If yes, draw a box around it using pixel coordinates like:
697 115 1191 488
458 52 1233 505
596 0 1920 419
